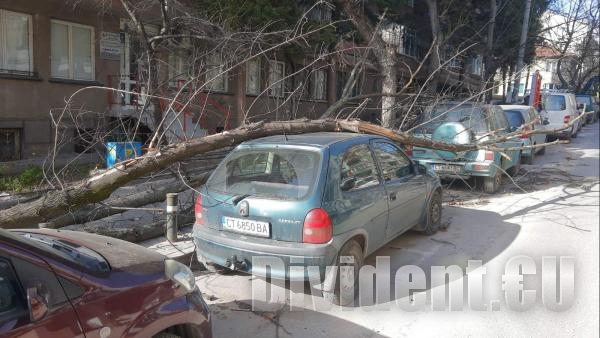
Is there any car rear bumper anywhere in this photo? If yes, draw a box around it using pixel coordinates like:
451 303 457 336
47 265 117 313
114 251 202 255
414 158 498 179
193 226 339 281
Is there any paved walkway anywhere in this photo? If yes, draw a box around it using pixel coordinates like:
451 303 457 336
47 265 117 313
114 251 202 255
138 225 198 265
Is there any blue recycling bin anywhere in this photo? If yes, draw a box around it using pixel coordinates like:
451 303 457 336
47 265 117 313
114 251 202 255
105 142 142 168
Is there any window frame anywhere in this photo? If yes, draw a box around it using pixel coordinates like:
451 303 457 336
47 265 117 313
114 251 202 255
310 69 327 101
50 19 95 81
371 141 414 182
205 52 228 92
268 60 285 98
0 9 34 75
339 143 381 192
246 59 261 95
0 255 27 324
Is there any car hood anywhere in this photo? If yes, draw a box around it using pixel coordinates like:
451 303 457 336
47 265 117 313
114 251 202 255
14 229 166 275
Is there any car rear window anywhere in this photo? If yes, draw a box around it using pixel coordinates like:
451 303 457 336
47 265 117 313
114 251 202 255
206 148 320 200
576 96 593 111
503 110 526 128
416 104 488 134
543 95 566 111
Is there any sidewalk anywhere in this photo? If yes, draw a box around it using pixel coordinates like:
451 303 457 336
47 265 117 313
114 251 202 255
138 225 199 266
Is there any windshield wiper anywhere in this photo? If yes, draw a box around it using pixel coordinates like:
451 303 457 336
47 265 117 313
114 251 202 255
21 234 110 273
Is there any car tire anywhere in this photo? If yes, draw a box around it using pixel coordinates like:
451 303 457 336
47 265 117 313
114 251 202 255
482 170 502 194
507 153 521 176
323 239 363 306
522 150 534 165
422 191 442 236
538 145 546 155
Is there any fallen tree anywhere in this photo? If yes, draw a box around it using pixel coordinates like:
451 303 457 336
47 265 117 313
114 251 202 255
0 118 572 229
43 169 213 229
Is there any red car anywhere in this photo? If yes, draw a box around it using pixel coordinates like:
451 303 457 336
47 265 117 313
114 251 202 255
0 228 211 338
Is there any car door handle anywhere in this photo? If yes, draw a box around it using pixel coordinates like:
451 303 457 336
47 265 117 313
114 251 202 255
389 192 396 201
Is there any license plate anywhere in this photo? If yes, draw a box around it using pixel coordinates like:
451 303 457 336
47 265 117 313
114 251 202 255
432 164 461 174
222 217 270 237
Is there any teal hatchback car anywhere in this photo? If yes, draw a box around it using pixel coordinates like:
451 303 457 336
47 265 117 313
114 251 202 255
193 133 442 305
410 102 521 194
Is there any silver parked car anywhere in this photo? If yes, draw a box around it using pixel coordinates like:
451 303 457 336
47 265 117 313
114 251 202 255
499 105 548 164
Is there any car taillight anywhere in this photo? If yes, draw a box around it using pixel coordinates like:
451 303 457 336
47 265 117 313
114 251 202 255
484 151 494 161
564 115 571 124
520 125 531 139
194 194 204 226
404 145 413 157
302 208 333 244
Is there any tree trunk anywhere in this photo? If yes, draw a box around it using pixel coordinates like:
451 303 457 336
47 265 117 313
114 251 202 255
44 171 212 229
483 0 498 102
66 219 193 243
425 0 442 94
333 0 396 127
381 46 397 128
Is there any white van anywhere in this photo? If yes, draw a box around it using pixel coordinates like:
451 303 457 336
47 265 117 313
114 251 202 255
540 92 582 140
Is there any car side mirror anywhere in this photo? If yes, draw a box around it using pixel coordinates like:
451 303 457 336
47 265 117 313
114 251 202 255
510 126 518 132
340 177 356 191
416 163 427 175
542 118 550 125
577 103 584 110
27 286 49 322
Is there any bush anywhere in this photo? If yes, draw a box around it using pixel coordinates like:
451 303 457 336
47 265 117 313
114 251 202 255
0 166 43 192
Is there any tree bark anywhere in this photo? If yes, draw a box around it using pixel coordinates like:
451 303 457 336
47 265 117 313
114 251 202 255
425 0 443 94
44 170 212 229
67 219 193 243
333 0 396 127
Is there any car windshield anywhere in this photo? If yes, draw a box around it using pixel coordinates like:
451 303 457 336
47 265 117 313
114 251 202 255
415 104 488 134
206 148 320 200
543 95 566 111
503 110 526 128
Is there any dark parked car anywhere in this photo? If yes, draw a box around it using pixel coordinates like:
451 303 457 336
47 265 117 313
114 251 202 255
410 101 521 193
576 94 599 124
0 228 211 338
193 133 442 305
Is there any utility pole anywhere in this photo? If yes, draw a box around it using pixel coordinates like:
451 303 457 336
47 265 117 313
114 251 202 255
509 0 532 103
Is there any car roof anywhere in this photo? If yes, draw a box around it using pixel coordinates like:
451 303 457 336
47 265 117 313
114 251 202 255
240 132 377 148
499 105 531 110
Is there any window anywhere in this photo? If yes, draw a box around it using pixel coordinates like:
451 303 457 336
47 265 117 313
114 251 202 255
467 55 483 76
0 257 25 322
268 60 285 97
0 10 33 74
310 69 327 101
168 52 188 86
205 53 227 92
207 149 320 200
399 28 418 58
246 59 261 95
51 20 94 80
340 144 380 191
372 142 413 180
307 4 332 23
545 60 557 73
336 71 360 99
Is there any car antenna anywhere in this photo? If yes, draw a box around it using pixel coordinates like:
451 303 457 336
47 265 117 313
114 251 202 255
282 126 288 141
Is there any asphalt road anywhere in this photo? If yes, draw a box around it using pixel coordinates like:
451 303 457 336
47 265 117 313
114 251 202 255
195 122 599 337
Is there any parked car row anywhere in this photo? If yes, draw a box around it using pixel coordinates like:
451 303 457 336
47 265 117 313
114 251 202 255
190 94 599 308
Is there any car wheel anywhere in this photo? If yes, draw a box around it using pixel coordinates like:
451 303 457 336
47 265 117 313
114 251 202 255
323 239 363 306
538 145 546 155
507 153 521 176
522 150 534 165
482 170 502 194
422 191 442 236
